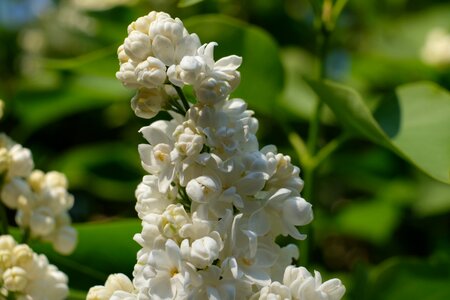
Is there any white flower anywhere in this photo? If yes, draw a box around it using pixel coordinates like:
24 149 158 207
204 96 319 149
149 15 200 66
117 45 129 64
110 10 346 300
189 265 251 300
247 188 313 239
180 231 223 269
30 206 55 235
139 119 180 192
0 235 69 300
1 177 32 209
11 244 33 267
3 266 28 292
186 175 221 204
283 266 345 300
111 290 137 300
87 273 134 300
116 61 140 88
131 87 169 119
421 27 450 68
141 239 198 299
262 145 303 195
173 120 204 158
135 175 177 218
51 224 78 255
168 42 242 105
250 281 292 300
135 57 167 88
0 134 34 180
127 12 162 34
124 31 152 62
167 55 205 87
3 170 77 255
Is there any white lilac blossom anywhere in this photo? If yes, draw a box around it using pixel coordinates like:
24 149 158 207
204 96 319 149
87 273 135 300
1 170 77 255
421 27 450 68
0 134 34 180
0 235 69 300
117 11 201 118
90 10 346 300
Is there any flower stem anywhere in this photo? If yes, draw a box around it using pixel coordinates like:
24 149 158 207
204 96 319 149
0 201 9 235
173 85 190 112
21 227 31 244
299 3 333 266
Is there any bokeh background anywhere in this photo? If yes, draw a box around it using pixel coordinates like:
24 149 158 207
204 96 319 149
1 0 450 299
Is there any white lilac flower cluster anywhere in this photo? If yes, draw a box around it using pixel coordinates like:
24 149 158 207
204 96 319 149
421 27 450 68
0 133 77 255
0 235 69 299
87 11 345 300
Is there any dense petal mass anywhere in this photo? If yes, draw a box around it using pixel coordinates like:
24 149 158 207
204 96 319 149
104 10 346 300
0 235 69 300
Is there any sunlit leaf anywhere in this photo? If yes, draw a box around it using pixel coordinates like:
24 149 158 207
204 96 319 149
178 0 204 8
31 220 140 291
185 15 284 115
308 80 450 184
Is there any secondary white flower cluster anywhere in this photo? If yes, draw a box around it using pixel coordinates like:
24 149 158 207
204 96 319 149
0 235 69 299
421 27 450 68
89 11 345 300
0 134 77 255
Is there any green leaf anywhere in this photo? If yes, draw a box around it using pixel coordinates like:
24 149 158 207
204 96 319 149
307 80 450 184
368 256 450 300
31 220 141 290
69 289 87 300
335 199 400 245
277 47 335 123
178 0 204 7
50 143 142 202
185 15 284 115
14 75 131 131
413 175 450 217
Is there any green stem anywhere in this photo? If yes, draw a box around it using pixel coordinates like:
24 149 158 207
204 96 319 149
173 85 190 112
0 202 9 235
299 5 332 266
313 133 350 168
303 24 330 202
21 227 31 244
169 101 185 115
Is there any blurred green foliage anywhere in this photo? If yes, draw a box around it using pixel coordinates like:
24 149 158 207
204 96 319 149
1 0 450 299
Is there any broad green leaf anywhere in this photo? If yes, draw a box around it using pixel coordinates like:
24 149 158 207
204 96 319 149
413 175 450 217
185 15 284 115
50 143 142 202
308 80 450 184
368 256 450 300
31 220 141 290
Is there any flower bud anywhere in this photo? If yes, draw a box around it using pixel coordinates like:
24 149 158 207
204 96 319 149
3 266 28 292
124 31 152 62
